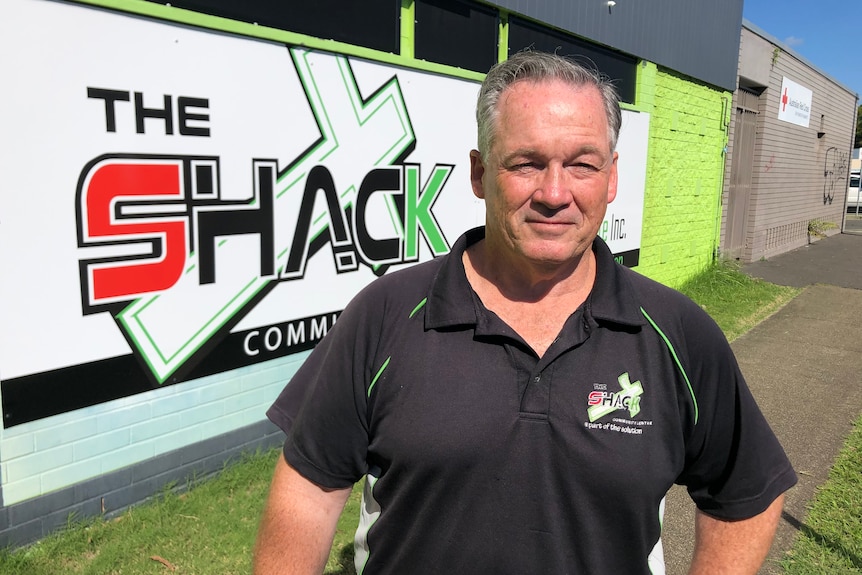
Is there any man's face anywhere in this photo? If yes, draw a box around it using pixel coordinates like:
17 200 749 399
470 79 618 270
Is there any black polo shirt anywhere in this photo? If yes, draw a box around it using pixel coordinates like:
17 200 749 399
267 226 796 575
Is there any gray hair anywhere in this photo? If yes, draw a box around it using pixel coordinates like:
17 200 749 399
476 50 622 159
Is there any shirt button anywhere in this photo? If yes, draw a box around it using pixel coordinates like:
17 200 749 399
534 375 541 383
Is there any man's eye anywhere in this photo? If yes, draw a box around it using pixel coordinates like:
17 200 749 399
570 162 599 171
512 162 538 170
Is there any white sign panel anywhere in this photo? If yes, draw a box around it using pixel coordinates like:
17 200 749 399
0 0 650 426
605 111 650 265
778 76 813 127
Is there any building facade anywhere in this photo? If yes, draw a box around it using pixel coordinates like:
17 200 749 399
0 0 742 546
722 21 857 262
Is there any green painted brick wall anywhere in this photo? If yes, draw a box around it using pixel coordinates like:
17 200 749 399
631 63 730 288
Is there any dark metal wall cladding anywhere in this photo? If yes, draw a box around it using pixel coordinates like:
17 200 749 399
490 0 743 92
157 0 401 54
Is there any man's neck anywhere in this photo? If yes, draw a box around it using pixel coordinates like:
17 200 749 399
461 239 597 357
463 238 597 304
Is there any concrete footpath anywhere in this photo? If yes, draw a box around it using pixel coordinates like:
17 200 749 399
663 231 862 575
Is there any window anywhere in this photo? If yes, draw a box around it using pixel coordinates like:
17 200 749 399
508 16 637 104
415 0 498 73
147 0 401 54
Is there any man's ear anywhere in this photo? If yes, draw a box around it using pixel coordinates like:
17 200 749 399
606 151 619 204
469 150 486 199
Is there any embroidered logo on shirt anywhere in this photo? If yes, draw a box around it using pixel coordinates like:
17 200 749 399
587 372 643 422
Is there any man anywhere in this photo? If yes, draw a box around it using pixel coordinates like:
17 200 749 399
255 50 796 574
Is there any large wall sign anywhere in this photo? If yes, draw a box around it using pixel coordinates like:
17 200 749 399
778 76 813 128
604 111 649 267
0 0 649 427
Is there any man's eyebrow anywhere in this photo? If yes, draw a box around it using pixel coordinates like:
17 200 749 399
576 145 605 156
500 146 608 163
500 149 540 163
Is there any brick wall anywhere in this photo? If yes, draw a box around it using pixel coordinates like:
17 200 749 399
633 63 730 288
0 419 283 547
0 353 307 547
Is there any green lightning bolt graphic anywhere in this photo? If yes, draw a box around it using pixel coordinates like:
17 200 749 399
116 48 416 384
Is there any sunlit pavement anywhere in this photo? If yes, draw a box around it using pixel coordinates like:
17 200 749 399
663 232 862 574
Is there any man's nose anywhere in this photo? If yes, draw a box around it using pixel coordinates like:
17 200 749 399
533 164 570 209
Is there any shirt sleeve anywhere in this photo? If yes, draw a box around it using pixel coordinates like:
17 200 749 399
266 284 385 489
673 299 797 520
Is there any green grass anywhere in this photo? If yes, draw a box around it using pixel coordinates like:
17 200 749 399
780 417 862 574
3 262 858 574
0 450 278 575
0 445 363 575
325 484 362 575
677 260 798 342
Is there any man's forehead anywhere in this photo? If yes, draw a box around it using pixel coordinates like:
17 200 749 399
499 78 600 102
495 80 604 127
488 79 612 159
495 79 606 131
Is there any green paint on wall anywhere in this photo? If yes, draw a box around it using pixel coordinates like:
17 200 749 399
498 13 509 63
632 66 729 288
400 0 415 59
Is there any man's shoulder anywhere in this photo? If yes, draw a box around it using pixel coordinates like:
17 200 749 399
591 238 705 328
336 229 474 334
613 264 719 336
356 228 474 307
618 265 695 307
366 254 446 292
347 253 448 314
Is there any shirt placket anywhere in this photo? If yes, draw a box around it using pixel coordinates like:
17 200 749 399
514 309 591 420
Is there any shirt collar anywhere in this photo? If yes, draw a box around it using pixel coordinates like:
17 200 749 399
425 226 645 330
588 235 646 328
424 227 483 330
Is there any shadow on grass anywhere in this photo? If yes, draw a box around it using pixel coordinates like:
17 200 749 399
326 544 357 575
782 510 862 569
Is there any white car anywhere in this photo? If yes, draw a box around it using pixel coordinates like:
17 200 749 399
848 171 861 213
